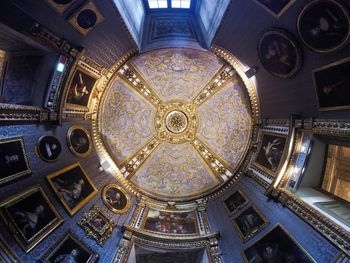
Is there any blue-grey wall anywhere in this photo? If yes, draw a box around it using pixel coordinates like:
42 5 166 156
0 120 135 263
207 176 340 263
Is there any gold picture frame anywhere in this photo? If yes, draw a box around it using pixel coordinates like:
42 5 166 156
0 185 63 253
40 230 99 262
0 137 31 186
77 205 115 246
68 1 104 35
242 224 316 262
46 0 76 14
0 234 20 262
253 132 288 177
253 0 296 18
67 125 93 158
102 184 131 214
46 163 98 216
232 205 269 242
223 190 249 215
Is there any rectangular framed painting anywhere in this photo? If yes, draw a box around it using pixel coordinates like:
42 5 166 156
65 65 98 110
223 190 249 215
232 205 269 242
253 0 296 18
41 230 98 262
0 137 31 186
0 185 63 253
254 132 287 177
242 224 316 263
46 162 98 216
313 57 350 111
142 208 199 235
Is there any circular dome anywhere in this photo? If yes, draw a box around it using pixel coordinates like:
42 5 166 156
95 48 253 201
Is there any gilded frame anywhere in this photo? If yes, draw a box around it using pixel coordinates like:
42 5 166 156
40 230 99 263
231 205 269 243
141 207 200 236
0 185 63 253
36 135 62 163
46 0 76 14
312 57 350 111
222 190 249 215
0 234 20 263
253 132 288 178
253 0 296 18
102 184 131 214
46 162 98 216
241 224 316 263
0 136 31 186
297 0 350 53
77 205 115 246
66 125 93 158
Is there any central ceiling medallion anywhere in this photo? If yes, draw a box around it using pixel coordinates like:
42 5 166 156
155 100 198 144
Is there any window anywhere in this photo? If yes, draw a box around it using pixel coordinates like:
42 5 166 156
172 0 191 8
148 0 168 9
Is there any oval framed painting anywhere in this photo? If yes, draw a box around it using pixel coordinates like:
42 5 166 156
258 28 302 79
297 0 350 53
36 136 62 162
67 125 92 158
102 184 131 214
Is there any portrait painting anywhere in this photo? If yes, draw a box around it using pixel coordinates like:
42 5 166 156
223 190 249 215
142 208 198 235
68 1 104 35
254 132 287 176
67 125 92 158
65 67 97 108
232 206 269 242
297 0 350 53
0 137 31 186
46 0 76 14
258 28 302 79
46 162 98 216
102 184 131 214
36 136 62 162
41 231 98 263
242 224 316 263
0 185 63 253
254 0 295 17
0 234 20 263
78 205 115 246
313 57 350 111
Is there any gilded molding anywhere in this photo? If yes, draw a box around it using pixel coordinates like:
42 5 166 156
0 103 55 122
311 119 350 136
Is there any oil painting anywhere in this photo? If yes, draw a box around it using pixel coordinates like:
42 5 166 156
102 184 131 214
223 190 249 215
67 125 92 158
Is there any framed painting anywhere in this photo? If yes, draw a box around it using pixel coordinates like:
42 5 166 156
67 125 92 158
254 132 287 177
297 0 350 53
0 137 31 186
46 162 98 216
68 1 104 35
0 234 20 263
313 57 350 111
65 66 98 109
0 185 63 253
46 0 76 14
232 205 269 242
223 190 249 215
40 230 98 262
258 28 302 78
142 208 198 235
78 205 115 246
242 224 316 262
254 0 296 18
102 184 131 214
36 136 62 163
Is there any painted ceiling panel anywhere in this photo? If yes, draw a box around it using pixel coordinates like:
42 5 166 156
100 80 156 164
130 48 223 101
197 80 252 169
131 142 220 198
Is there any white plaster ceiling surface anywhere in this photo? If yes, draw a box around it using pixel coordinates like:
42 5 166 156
99 48 252 200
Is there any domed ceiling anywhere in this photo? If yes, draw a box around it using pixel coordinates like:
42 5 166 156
97 48 252 200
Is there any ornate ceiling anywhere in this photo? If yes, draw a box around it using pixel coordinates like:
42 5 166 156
98 48 253 200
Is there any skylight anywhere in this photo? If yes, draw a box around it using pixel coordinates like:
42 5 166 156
148 0 168 9
172 0 191 8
